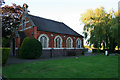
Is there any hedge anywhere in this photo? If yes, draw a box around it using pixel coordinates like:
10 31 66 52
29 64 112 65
92 49 120 54
19 37 42 59
2 37 10 47
0 48 10 65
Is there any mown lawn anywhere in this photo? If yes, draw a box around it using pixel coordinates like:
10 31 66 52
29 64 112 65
3 55 118 78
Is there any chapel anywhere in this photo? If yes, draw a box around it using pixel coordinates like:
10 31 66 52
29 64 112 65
10 4 86 57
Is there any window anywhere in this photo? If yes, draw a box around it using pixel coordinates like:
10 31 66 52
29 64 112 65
38 34 49 48
40 36 47 48
54 35 62 48
76 38 81 48
55 37 61 48
66 37 73 48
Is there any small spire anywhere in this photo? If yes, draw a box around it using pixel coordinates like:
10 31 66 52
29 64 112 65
23 3 28 9
22 3 28 30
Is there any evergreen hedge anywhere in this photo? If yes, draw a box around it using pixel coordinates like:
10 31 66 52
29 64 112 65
19 37 42 59
1 48 10 65
2 37 9 47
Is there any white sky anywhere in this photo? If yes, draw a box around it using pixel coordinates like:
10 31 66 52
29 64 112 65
5 0 119 45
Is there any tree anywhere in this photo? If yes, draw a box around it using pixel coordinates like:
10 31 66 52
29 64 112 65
1 4 22 38
1 4 23 47
81 7 119 51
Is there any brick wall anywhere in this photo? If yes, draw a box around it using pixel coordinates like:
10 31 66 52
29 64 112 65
41 48 88 58
16 37 20 47
37 31 83 48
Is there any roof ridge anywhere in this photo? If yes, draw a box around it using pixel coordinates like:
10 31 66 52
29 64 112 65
28 14 63 24
28 14 83 37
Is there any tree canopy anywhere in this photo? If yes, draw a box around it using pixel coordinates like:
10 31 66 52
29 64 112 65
1 4 22 38
81 7 119 50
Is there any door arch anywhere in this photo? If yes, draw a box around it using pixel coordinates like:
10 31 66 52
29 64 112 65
10 38 16 56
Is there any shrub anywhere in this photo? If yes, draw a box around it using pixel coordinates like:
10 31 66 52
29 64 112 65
19 37 42 59
92 49 100 53
1 48 10 65
2 37 10 47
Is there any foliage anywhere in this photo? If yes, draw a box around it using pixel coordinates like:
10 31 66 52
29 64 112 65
1 4 22 38
81 7 120 51
1 48 10 65
84 45 93 50
3 55 118 78
2 37 9 47
19 37 42 59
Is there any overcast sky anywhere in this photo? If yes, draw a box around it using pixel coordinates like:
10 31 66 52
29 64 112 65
5 0 119 45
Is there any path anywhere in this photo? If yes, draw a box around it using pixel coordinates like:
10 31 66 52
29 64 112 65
5 55 77 65
5 52 118 65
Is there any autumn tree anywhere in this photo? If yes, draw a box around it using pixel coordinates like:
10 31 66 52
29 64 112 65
1 4 22 47
1 4 22 38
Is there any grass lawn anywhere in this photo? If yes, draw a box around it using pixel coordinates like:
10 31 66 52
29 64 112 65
3 55 118 78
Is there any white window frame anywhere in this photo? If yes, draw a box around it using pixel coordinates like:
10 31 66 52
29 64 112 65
38 34 49 48
54 35 63 48
66 37 73 48
76 38 81 48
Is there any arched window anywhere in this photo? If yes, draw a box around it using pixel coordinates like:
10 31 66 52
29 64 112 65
40 36 47 48
38 34 49 48
76 38 81 48
54 35 62 48
66 37 73 48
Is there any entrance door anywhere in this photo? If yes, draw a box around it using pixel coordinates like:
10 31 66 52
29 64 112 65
10 38 16 56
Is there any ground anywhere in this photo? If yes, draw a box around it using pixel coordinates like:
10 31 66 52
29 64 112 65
2 55 119 78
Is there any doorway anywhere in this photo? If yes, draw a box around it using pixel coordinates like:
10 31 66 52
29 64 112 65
10 38 16 56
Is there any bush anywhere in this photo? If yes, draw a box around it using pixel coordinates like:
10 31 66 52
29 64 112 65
19 37 42 59
1 48 10 65
92 49 100 53
2 37 10 47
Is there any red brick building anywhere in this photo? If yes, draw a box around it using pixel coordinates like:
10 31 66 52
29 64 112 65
10 4 86 58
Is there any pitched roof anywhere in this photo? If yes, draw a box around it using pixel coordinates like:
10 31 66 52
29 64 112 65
28 14 83 37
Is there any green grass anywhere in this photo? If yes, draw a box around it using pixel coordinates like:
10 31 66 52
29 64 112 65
3 55 118 78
